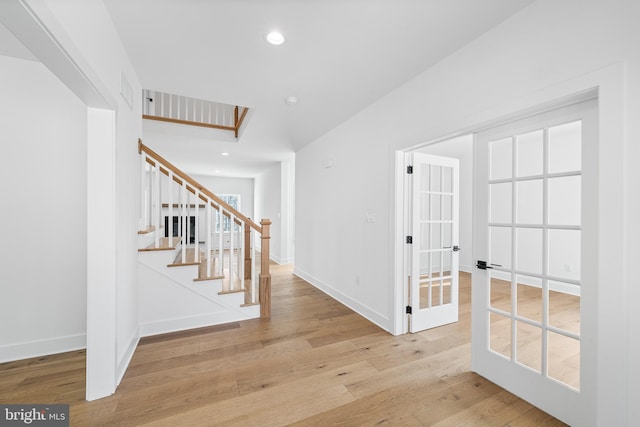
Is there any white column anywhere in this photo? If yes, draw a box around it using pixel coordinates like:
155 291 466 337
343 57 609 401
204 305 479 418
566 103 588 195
86 108 116 400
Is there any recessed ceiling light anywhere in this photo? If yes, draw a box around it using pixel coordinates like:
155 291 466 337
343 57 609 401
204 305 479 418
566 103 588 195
285 96 298 106
221 152 229 156
266 31 284 45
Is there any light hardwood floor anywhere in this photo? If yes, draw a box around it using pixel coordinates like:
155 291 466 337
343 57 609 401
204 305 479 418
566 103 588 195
0 265 566 426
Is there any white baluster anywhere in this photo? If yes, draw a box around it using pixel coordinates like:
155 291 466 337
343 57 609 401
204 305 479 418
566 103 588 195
251 229 256 303
153 162 160 248
181 182 187 263
206 201 212 277
168 171 173 243
194 190 199 265
240 222 245 291
146 156 152 228
229 214 235 290
218 205 224 278
140 153 146 229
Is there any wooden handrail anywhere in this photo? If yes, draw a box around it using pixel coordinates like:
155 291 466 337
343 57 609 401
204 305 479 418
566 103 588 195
143 157 244 226
142 115 236 133
138 139 261 232
234 107 249 138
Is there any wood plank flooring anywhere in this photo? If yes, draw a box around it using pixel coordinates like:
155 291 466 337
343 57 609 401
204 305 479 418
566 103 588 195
0 265 566 426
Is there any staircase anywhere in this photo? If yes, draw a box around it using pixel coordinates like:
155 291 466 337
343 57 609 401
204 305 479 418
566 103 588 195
137 140 271 337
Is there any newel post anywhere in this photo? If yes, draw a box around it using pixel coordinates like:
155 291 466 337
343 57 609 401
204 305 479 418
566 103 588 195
259 219 272 318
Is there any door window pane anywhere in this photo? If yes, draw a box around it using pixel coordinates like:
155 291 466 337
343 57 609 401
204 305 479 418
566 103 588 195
490 137 513 180
516 130 543 177
490 182 512 224
430 165 442 191
443 166 453 193
442 251 452 277
419 278 431 309
419 223 430 248
516 321 542 373
516 179 543 225
548 229 581 281
516 228 543 275
442 223 452 248
430 223 441 249
430 194 442 220
490 226 511 269
419 251 431 278
516 277 543 324
549 176 581 226
549 281 580 335
420 192 430 221
490 312 511 359
442 195 453 221
420 164 430 190
549 121 581 173
490 276 511 313
548 332 580 390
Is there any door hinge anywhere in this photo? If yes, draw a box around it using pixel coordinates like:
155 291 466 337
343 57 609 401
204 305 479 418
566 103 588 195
406 165 413 174
406 235 413 244
406 305 412 314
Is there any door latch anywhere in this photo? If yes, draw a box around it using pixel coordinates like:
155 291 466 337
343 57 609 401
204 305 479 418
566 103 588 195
476 260 492 270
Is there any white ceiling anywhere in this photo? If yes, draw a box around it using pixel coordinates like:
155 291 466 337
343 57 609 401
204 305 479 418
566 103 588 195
12 1 537 178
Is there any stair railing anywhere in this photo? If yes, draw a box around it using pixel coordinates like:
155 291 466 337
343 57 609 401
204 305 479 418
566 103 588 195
138 139 271 318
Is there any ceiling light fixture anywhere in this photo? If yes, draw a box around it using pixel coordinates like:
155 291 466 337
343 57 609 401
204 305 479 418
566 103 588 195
266 31 284 45
221 152 229 156
285 96 298 106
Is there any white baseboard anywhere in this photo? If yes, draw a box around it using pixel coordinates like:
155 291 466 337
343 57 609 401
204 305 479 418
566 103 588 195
116 330 140 384
293 267 391 333
460 264 473 273
0 333 86 364
139 309 258 338
270 254 294 265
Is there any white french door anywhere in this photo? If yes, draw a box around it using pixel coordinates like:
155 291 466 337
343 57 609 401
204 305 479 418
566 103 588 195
472 99 597 425
409 153 460 333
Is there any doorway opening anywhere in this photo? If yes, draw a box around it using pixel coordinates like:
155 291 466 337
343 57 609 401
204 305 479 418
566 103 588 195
394 92 597 426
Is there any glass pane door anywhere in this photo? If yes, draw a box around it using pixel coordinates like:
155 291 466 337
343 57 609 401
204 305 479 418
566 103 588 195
472 99 597 426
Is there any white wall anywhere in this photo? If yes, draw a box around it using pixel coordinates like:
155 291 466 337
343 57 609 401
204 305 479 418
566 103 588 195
254 163 282 262
0 55 87 362
295 0 639 424
191 175 254 219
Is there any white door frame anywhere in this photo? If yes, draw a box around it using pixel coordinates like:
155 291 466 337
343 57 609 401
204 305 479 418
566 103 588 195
392 63 627 425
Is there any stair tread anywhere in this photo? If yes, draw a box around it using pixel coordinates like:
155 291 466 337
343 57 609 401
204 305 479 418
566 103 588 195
139 236 180 252
168 248 202 266
137 225 156 235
